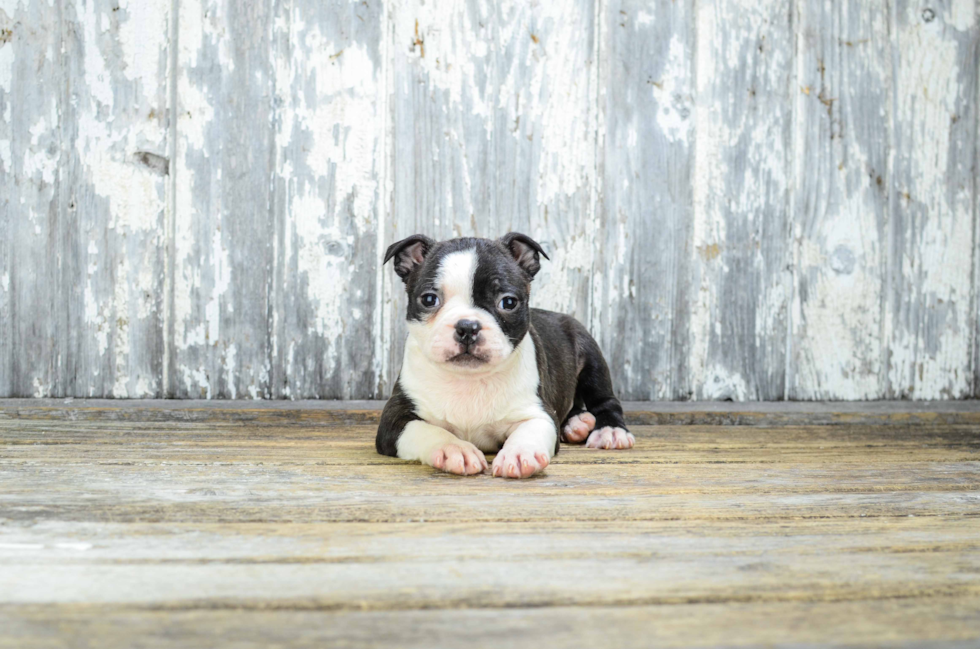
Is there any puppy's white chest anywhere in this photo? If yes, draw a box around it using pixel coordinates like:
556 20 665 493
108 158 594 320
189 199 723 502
400 336 547 452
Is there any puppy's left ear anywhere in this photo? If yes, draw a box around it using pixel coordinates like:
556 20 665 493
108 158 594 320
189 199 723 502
499 232 549 279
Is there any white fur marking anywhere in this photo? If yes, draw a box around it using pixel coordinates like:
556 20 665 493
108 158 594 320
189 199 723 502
437 249 478 306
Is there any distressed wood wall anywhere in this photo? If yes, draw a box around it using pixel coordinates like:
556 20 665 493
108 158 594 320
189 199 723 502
1 0 978 401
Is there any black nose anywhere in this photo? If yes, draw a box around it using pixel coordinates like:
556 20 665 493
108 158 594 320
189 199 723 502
454 319 482 345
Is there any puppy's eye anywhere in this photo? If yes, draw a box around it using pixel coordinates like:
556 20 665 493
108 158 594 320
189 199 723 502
419 293 440 309
498 296 519 311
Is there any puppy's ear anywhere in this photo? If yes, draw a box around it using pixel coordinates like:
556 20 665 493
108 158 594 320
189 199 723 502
384 235 435 281
499 232 549 279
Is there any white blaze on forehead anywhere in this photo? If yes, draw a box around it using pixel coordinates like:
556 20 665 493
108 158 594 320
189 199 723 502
437 249 478 305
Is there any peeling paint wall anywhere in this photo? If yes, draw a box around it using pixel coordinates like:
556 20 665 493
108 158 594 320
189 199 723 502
1 0 978 400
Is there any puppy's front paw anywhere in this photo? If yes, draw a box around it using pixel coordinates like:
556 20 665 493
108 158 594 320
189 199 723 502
585 427 635 450
429 442 488 476
491 446 550 479
562 411 596 443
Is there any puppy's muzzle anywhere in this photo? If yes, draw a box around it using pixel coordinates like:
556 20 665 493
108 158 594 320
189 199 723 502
454 319 482 346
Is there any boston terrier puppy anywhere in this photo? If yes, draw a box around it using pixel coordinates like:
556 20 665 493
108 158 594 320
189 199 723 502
376 233 634 479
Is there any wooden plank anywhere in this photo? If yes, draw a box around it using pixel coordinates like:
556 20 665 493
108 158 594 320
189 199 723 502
789 0 891 399
976 23 980 401
269 0 386 399
594 0 695 399
2 420 978 523
2 520 979 610
2 598 979 649
886 0 979 399
4 399 980 426
4 491 973 524
0 1 66 397
5 435 980 467
386 0 494 241
172 0 276 398
689 0 794 400
1 541 978 608
3 421 979 463
4 453 978 497
491 0 598 323
60 0 171 398
4 517 979 564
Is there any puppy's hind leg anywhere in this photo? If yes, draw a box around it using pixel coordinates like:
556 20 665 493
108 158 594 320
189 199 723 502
573 336 635 450
561 401 596 443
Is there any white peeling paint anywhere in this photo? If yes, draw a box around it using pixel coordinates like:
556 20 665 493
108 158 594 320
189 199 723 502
205 227 230 347
294 194 347 340
80 1 114 110
651 35 692 143
182 366 212 399
116 0 170 98
949 0 976 31
534 233 591 315
888 2 975 398
224 343 237 399
76 116 162 232
700 366 749 401
399 1 492 120
288 39 379 236
0 43 12 94
23 113 59 185
111 256 133 397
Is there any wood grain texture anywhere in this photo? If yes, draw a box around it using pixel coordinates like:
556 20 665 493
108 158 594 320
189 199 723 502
0 1 66 397
492 0 598 324
594 0 695 399
886 0 978 399
269 0 386 399
172 0 277 399
975 20 980 401
689 0 795 400
2 599 979 649
62 0 172 398
0 404 979 647
789 0 890 399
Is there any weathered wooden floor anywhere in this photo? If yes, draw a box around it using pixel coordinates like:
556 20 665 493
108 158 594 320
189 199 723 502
1 401 979 648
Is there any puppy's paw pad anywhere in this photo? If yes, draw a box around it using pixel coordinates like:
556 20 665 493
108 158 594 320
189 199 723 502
491 447 550 479
430 443 488 476
585 427 635 450
562 411 596 443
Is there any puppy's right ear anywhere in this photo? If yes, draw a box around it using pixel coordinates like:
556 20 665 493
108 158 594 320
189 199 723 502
384 235 435 281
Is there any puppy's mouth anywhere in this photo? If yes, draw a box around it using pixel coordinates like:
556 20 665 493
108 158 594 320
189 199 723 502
447 348 489 366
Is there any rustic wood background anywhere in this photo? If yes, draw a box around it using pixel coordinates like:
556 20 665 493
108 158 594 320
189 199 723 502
0 0 978 401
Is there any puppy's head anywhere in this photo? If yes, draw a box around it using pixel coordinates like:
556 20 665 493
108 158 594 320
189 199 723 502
384 233 549 371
